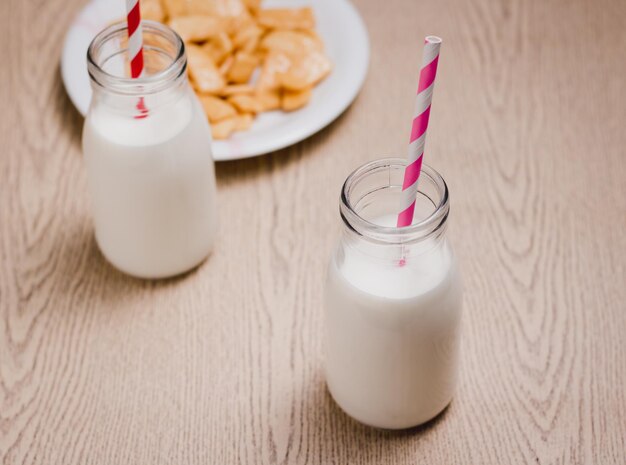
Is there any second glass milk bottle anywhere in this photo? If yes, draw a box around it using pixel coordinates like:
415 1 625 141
324 158 463 429
83 21 218 279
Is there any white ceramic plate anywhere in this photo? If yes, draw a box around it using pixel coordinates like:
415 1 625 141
61 0 369 161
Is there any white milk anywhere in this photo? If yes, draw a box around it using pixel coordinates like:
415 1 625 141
82 93 218 278
325 214 462 429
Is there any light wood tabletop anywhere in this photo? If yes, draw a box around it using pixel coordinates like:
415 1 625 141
1 0 625 463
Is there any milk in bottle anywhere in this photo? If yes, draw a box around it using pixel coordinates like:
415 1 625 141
324 159 463 429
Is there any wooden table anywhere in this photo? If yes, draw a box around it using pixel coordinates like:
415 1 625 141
1 0 625 463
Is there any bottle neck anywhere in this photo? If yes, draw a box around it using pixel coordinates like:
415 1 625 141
340 158 450 246
87 21 188 115
337 159 450 265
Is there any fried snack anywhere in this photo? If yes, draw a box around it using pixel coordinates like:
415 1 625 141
142 0 166 22
256 51 293 90
163 0 246 17
232 23 264 51
282 87 312 111
228 94 263 113
199 94 237 122
255 90 282 111
241 0 261 15
168 15 232 42
218 84 255 96
186 44 225 93
211 117 238 139
256 7 315 30
234 113 254 131
277 50 332 91
226 52 260 84
260 30 323 55
202 33 233 64
298 28 324 43
218 54 234 76
229 11 257 34
161 0 189 17
208 0 248 17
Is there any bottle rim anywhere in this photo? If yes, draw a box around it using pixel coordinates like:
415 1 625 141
340 158 450 244
87 20 186 95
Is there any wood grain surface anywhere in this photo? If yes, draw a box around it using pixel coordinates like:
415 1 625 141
1 0 625 463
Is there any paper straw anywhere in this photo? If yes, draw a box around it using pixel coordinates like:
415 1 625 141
126 0 149 117
397 36 442 227
126 0 144 78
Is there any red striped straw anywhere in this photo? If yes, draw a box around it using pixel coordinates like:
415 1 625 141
126 0 144 77
126 0 148 117
397 36 442 227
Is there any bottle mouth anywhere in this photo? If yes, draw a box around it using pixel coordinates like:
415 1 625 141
87 20 186 95
340 158 450 244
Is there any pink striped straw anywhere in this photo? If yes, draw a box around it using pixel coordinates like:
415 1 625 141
126 0 148 117
397 36 442 227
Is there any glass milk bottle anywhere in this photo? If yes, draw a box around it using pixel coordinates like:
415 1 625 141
324 158 463 429
83 21 218 279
